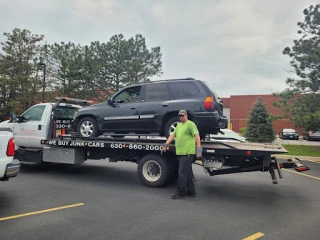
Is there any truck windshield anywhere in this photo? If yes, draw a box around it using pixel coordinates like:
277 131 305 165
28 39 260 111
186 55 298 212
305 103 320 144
54 106 79 120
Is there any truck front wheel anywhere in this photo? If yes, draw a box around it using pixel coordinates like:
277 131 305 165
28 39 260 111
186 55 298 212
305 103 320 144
137 154 171 187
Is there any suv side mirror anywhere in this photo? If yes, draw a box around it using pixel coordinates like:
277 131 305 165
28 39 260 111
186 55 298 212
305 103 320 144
107 97 114 105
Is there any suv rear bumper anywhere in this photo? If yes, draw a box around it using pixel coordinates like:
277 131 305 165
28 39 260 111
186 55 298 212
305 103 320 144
191 111 228 134
218 115 228 129
5 159 20 178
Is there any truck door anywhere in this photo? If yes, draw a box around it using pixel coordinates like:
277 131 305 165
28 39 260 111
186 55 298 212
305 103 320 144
13 104 48 148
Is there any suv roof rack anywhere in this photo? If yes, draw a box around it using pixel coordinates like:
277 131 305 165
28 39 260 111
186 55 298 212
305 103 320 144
150 77 196 83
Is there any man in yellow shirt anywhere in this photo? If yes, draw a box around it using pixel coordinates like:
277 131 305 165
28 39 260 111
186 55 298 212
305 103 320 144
164 110 202 199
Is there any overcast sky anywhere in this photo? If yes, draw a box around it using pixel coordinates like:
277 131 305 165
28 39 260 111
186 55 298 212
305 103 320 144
0 0 318 97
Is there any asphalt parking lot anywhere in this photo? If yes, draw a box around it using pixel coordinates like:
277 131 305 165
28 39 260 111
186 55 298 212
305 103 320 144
1 159 319 240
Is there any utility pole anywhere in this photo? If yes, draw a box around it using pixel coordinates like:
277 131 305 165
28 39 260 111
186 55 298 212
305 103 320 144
38 62 46 102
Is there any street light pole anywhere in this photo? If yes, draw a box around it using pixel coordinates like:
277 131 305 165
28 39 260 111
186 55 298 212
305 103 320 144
38 62 46 102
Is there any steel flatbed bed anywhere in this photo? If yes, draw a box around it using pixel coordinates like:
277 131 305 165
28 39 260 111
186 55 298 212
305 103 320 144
37 134 288 187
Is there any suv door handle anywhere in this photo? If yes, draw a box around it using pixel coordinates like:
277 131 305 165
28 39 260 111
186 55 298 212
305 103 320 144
162 104 168 107
131 107 136 109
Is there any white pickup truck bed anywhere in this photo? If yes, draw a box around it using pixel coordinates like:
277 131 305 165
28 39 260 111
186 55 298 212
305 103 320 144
0 127 20 181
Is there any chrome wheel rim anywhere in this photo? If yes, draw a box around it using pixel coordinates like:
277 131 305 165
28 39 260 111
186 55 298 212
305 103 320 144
142 160 162 182
169 121 178 136
80 121 94 137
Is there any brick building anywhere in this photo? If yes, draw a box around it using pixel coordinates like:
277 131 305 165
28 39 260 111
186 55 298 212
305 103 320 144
221 94 303 135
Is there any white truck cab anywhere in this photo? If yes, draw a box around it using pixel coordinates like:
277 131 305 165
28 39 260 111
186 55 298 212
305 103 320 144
2 97 90 165
8 101 82 149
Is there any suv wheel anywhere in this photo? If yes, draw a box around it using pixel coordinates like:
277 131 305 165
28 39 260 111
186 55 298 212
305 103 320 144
77 116 99 138
164 117 179 138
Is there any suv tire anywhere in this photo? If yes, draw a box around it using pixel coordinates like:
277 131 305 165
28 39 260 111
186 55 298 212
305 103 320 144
77 116 99 138
164 116 180 138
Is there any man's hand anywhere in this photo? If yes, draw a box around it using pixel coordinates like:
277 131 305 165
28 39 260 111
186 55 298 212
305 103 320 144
161 134 175 154
196 146 202 159
161 143 168 154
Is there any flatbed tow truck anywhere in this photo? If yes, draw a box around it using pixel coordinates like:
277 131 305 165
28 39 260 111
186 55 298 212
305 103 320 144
10 97 288 187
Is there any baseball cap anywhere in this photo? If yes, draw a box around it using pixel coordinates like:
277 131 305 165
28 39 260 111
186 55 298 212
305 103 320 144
178 110 187 116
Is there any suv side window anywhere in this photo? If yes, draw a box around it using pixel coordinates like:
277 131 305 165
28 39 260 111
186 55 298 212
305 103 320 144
169 82 200 98
113 86 141 104
144 83 170 101
22 105 46 121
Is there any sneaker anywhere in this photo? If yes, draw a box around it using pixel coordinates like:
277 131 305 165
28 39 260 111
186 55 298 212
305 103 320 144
171 192 187 199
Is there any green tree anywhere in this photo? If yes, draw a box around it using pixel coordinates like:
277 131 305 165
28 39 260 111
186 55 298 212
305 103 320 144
245 98 276 143
273 4 320 131
100 34 163 91
0 28 45 116
47 34 163 102
46 42 85 97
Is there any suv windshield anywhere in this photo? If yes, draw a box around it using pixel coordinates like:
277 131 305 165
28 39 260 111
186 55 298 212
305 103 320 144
283 129 295 133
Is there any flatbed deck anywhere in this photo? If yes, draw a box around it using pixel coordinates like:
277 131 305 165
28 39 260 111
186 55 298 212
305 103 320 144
36 135 289 187
41 135 288 155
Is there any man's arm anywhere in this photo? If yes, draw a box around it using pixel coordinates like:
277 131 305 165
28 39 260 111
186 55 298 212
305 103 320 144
190 122 201 147
195 133 201 147
165 133 175 145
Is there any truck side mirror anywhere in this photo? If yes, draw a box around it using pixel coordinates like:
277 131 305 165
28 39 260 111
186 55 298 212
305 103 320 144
10 113 17 122
16 115 27 123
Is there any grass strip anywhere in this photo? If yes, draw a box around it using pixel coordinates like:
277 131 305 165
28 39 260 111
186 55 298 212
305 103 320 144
282 144 320 157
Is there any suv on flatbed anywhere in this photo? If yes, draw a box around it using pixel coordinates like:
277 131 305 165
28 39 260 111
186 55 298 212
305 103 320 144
73 78 228 139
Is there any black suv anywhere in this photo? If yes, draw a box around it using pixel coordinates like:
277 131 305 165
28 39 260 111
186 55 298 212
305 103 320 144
73 78 228 139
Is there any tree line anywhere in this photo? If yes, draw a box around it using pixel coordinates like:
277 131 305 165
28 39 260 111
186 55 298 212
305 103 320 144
0 29 163 119
245 4 320 143
272 4 320 133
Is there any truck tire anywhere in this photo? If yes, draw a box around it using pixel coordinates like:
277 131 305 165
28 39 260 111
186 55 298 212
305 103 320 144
137 154 171 187
77 116 99 138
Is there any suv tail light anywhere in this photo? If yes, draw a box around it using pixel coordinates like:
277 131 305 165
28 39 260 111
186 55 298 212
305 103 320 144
204 96 214 110
6 138 15 157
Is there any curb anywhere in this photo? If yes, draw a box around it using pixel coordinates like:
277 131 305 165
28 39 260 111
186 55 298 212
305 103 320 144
273 154 320 162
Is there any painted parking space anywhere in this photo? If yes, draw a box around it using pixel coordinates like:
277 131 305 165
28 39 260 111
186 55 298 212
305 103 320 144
242 232 265 240
0 203 84 222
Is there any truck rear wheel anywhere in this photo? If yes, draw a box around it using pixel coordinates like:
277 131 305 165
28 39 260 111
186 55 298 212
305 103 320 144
137 154 171 187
